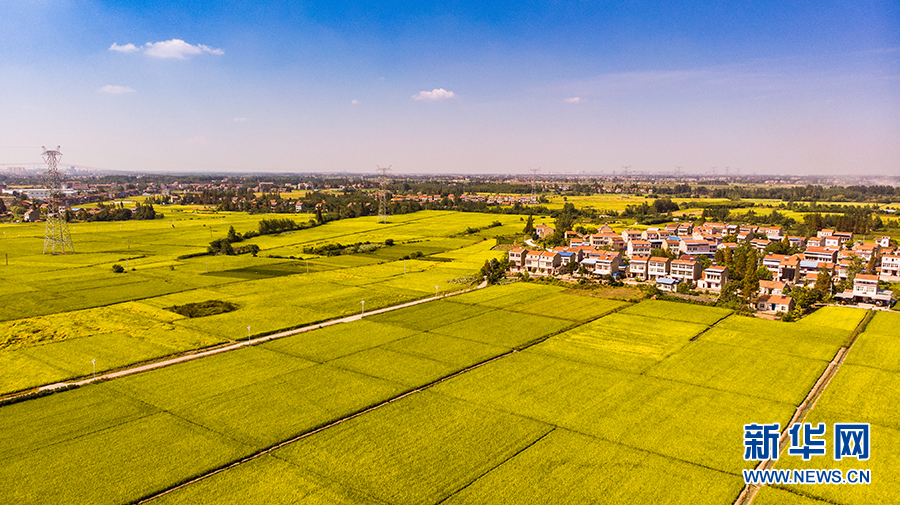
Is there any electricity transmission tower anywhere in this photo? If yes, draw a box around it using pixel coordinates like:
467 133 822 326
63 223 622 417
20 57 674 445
376 165 392 224
41 146 74 254
528 167 541 196
621 165 631 179
675 166 684 181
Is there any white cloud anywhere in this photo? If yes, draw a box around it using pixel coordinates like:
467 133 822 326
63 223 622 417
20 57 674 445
144 39 224 59
233 117 248 122
351 99 360 105
109 42 139 53
412 88 457 101
564 97 581 103
98 85 136 94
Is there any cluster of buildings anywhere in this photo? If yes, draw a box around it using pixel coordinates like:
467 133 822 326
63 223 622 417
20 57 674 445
510 222 896 312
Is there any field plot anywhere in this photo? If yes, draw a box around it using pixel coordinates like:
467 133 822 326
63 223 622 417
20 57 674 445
154 454 381 505
619 299 733 326
108 346 317 409
0 409 252 505
382 332 510 367
272 391 553 504
507 292 625 322
845 311 900 372
451 281 565 308
170 365 407 451
262 320 420 362
367 300 492 331
328 347 460 386
443 428 744 505
794 306 867 332
646 340 829 404
426 309 573 348
432 351 795 475
530 312 707 373
701 314 849 361
808 363 900 431
771 409 897 505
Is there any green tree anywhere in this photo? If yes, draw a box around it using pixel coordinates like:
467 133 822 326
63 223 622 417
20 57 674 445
756 265 773 281
523 214 535 235
742 259 760 304
814 265 832 296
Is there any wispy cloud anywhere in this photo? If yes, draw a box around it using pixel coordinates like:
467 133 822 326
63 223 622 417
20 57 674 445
144 39 224 59
412 88 456 101
233 117 248 122
351 99 360 105
563 97 581 103
98 85 136 94
109 42 139 53
185 135 206 145
109 39 224 59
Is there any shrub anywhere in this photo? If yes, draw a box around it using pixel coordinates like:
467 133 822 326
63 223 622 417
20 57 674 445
111 264 125 273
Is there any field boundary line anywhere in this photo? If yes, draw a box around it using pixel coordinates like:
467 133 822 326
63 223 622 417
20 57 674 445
434 428 557 505
137 293 626 502
1 281 489 406
733 309 875 505
136 336 527 503
690 312 734 341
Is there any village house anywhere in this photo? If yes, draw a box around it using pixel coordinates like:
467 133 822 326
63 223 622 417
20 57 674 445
759 280 790 296
588 250 622 277
670 257 701 283
523 251 541 272
535 224 555 239
880 253 900 281
537 251 562 275
804 247 838 264
697 266 729 292
627 239 653 259
628 255 650 280
756 294 795 313
656 277 680 292
776 255 801 284
834 274 893 307
679 239 711 256
508 248 527 271
621 229 643 243
647 256 671 280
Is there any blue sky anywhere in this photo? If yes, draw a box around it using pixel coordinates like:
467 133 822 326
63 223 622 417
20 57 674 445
1 1 898 175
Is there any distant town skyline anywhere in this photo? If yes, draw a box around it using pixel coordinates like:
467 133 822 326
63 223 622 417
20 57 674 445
1 1 898 176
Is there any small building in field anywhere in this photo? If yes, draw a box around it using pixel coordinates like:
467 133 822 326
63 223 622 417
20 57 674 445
756 294 794 313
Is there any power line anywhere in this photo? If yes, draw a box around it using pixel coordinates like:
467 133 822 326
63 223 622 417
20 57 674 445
376 165 392 224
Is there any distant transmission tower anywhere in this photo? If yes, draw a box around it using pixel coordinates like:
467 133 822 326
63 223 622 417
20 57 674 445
376 165 392 224
621 165 631 179
41 146 75 254
675 166 683 181
528 167 541 196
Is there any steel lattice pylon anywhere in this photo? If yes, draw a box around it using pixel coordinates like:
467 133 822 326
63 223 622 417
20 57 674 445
41 146 75 254
376 165 392 224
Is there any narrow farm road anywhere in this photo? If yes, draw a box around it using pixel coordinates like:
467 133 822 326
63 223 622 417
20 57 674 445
33 281 489 394
732 310 875 505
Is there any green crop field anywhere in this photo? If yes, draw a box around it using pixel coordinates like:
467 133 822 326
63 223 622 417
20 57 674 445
0 210 518 395
506 292 625 322
443 428 745 504
530 312 708 373
431 351 794 475
769 409 897 505
646 340 829 404
1 204 896 505
619 299 733 326
845 311 900 372
701 315 849 361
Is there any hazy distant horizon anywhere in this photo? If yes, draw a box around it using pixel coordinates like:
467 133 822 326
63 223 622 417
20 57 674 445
1 2 898 176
